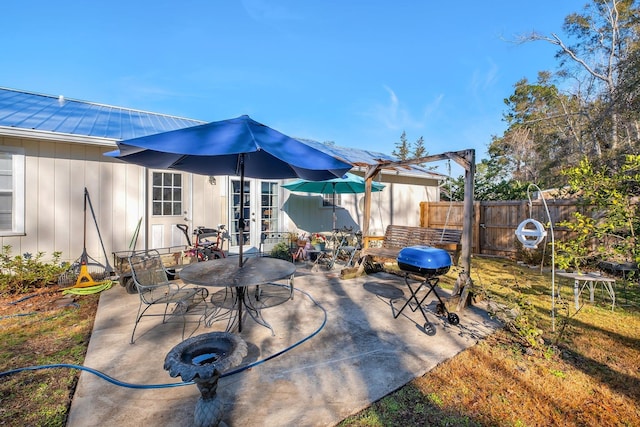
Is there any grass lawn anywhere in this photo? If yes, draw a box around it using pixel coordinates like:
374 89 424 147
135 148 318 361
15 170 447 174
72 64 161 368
1 256 639 426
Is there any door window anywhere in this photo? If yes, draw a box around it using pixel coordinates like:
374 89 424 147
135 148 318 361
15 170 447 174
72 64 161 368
152 172 182 216
229 179 280 251
230 179 251 247
261 181 279 235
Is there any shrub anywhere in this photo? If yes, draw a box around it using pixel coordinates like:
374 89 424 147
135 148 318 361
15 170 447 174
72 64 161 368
514 239 553 267
0 245 68 295
270 241 293 261
556 156 640 270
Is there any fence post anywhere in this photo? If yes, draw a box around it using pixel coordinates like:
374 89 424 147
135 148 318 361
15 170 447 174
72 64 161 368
419 201 430 227
473 201 481 254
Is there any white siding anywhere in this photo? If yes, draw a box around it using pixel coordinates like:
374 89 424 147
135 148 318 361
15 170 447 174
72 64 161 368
0 132 441 267
0 135 145 266
282 176 440 237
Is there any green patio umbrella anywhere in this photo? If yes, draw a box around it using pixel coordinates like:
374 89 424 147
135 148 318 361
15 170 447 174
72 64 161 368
282 172 385 230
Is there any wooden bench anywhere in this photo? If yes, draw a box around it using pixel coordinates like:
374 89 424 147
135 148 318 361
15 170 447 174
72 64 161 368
361 225 462 265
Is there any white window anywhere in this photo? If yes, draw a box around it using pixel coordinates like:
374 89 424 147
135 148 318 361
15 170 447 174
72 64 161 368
322 193 341 207
0 148 25 235
152 172 182 216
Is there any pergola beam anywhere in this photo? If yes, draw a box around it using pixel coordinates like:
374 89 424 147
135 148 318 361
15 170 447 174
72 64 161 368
362 149 474 235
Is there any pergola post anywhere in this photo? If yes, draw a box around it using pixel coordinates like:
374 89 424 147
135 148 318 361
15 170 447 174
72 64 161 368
362 165 380 239
451 149 475 310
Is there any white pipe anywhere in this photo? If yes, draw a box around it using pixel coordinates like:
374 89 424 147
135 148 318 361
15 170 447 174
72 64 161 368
526 184 556 331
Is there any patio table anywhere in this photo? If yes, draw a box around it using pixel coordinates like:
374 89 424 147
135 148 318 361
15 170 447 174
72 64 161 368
557 272 616 311
179 256 296 333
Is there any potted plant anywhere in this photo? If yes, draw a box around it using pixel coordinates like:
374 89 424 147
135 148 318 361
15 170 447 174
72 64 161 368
311 233 327 251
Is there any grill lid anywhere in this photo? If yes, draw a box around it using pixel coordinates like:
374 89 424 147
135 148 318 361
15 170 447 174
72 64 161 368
397 245 451 277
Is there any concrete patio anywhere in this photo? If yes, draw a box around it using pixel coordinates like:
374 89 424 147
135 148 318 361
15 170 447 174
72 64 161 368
66 260 500 427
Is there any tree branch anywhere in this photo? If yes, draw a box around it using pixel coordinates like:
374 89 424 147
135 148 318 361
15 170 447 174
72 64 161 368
548 33 610 84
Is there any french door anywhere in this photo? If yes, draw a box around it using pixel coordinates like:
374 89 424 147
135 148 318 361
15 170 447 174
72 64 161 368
228 179 280 255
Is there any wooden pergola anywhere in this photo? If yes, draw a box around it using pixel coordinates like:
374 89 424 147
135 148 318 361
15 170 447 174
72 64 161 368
361 149 476 309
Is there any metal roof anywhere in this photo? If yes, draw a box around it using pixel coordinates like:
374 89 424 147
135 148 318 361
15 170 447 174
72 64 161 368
301 138 444 179
301 138 394 167
0 87 205 142
0 87 442 179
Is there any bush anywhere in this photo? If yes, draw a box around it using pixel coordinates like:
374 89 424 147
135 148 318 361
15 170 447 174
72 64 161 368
556 156 640 271
0 245 68 295
270 242 292 261
514 239 553 267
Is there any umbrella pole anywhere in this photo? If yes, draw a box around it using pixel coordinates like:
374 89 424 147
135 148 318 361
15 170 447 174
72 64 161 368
332 184 336 230
238 154 245 268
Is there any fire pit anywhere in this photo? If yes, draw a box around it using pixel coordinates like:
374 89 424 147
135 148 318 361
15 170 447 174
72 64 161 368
164 332 247 427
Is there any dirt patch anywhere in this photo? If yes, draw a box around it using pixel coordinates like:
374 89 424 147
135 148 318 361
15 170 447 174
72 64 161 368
0 285 83 318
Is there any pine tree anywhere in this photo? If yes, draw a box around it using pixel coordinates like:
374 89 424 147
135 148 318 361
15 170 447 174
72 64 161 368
413 136 426 159
392 131 410 160
392 132 430 166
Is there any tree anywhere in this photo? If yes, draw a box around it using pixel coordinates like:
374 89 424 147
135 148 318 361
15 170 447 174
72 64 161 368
614 38 640 142
392 131 411 160
520 0 640 157
392 132 429 165
413 136 427 162
490 73 587 188
489 1 640 188
444 157 529 201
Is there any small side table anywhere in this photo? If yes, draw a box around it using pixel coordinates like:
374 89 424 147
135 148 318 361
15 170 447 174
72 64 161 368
557 272 616 311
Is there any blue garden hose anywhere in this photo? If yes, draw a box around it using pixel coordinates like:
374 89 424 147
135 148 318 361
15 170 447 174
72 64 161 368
0 286 327 389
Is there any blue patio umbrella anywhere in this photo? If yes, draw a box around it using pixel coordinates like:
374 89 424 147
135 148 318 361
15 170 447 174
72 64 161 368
105 115 352 265
282 172 385 230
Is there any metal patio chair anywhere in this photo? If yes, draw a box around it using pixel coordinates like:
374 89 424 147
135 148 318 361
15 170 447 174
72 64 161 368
128 249 209 344
326 227 362 269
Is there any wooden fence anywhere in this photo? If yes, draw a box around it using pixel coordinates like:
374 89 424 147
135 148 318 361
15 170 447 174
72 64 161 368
419 200 586 257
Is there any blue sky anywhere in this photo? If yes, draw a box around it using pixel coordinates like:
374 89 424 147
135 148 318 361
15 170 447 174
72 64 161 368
2 1 585 174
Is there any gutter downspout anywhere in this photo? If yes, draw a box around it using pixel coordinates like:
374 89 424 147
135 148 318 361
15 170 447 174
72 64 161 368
144 168 149 250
